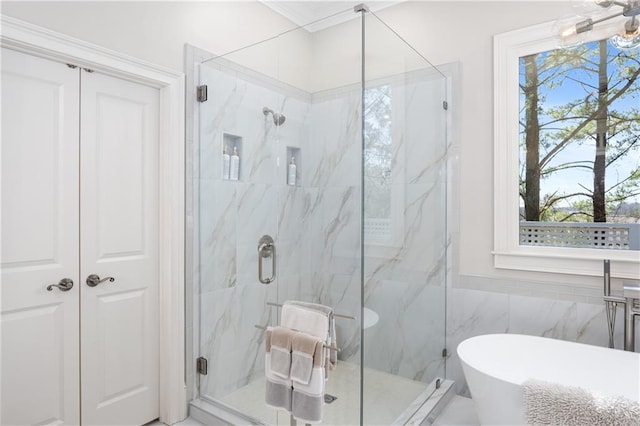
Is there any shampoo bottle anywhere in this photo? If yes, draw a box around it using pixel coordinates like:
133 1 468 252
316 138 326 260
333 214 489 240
230 146 240 181
222 146 230 180
288 156 297 186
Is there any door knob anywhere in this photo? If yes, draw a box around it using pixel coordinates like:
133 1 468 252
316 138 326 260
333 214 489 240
86 274 115 287
46 278 74 291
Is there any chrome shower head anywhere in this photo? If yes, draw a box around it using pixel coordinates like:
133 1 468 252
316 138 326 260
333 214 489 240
263 106 286 126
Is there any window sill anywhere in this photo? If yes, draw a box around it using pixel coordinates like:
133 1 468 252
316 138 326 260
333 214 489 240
493 247 639 279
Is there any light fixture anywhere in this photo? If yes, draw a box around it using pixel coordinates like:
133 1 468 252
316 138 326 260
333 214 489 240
557 0 640 49
610 15 640 48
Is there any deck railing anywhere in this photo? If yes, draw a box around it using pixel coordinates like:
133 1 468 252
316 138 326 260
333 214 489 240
519 221 640 250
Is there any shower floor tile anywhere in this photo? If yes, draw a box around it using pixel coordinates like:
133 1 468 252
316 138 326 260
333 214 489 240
220 361 429 425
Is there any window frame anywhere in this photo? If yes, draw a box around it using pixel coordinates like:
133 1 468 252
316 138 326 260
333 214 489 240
493 20 640 279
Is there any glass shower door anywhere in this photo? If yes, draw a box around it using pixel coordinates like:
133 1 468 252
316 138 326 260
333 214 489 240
194 9 363 424
196 58 283 425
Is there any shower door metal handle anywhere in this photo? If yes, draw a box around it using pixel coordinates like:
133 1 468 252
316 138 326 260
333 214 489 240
258 235 276 284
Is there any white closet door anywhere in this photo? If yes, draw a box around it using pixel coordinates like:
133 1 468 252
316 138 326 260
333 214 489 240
1 48 80 425
79 70 160 425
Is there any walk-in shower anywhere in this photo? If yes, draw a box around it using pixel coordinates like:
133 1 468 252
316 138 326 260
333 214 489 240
189 5 450 425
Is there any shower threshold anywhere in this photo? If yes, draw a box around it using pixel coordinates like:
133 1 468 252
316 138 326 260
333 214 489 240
190 362 451 425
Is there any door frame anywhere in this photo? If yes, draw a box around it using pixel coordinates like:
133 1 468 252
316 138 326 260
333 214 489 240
1 15 187 424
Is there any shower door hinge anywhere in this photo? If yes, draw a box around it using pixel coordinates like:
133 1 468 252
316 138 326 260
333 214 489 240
197 85 208 102
442 101 448 110
196 356 208 375
442 348 448 358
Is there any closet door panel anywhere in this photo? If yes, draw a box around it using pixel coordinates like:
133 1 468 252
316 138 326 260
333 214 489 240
80 70 160 426
0 48 80 426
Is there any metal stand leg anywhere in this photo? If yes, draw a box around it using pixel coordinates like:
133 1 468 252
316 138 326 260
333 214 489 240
624 298 636 352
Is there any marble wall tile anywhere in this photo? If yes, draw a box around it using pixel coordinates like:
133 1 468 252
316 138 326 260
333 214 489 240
364 279 446 382
396 183 447 279
320 186 361 263
199 179 237 294
199 283 273 399
508 295 577 340
445 287 628 396
446 287 510 395
236 183 279 286
403 78 448 186
308 94 361 189
576 301 624 348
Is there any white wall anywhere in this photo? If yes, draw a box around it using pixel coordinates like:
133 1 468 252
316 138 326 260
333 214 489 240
1 1 315 89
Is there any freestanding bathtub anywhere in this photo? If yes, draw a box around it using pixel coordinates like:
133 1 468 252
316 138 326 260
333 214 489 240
457 334 640 425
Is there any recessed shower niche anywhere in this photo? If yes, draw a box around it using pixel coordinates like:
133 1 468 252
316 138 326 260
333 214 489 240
285 146 300 186
221 133 242 181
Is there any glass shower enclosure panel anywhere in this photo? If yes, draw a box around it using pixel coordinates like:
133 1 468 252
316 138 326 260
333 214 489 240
194 6 448 425
362 11 449 424
196 53 282 426
196 8 363 425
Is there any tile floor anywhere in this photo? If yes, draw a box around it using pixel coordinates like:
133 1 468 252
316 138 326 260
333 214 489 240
431 395 480 426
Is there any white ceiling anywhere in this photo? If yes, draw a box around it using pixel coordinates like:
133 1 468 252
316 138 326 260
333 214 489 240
261 1 402 32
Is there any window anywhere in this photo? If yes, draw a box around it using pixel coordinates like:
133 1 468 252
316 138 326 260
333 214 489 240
494 21 640 278
364 85 393 241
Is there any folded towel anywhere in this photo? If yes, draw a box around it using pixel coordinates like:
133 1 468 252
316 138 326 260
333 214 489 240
523 379 640 426
292 365 325 424
313 339 324 367
291 332 323 385
265 353 292 413
281 302 329 341
270 327 294 379
283 300 337 372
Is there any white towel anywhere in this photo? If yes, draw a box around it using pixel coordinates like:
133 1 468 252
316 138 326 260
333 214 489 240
270 326 294 379
265 353 292 413
291 334 323 385
281 302 329 341
292 365 324 424
282 300 337 372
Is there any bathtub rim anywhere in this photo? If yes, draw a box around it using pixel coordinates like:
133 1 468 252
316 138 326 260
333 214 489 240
457 333 640 396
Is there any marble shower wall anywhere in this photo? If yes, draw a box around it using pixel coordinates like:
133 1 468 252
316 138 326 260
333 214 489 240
197 62 365 399
197 63 315 399
361 74 449 383
307 89 363 361
196 60 450 401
